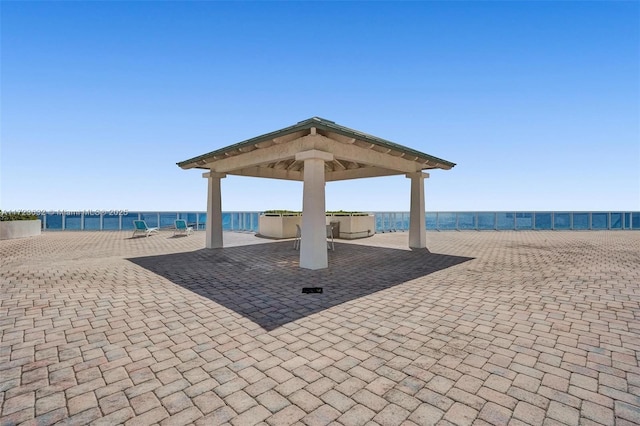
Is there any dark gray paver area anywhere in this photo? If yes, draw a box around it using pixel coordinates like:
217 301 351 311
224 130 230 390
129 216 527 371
1 230 639 425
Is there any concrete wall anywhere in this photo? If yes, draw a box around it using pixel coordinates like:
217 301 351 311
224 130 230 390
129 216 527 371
258 216 301 239
327 215 375 239
0 220 42 240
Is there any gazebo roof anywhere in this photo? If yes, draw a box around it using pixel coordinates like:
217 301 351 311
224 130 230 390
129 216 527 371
177 117 456 181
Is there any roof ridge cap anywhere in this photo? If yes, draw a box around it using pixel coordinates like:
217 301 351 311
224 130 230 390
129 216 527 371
297 117 336 125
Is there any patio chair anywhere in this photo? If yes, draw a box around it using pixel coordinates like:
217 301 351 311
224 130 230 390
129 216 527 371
132 220 159 237
326 224 334 251
174 219 193 236
294 224 334 250
294 224 301 250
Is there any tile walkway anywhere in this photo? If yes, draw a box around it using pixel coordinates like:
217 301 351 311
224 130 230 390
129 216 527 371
1 230 639 425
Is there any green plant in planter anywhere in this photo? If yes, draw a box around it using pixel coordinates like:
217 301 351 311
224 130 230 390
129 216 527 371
0 210 39 221
263 210 302 216
326 210 369 216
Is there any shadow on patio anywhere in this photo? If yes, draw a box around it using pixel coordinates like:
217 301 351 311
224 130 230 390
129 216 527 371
128 241 473 331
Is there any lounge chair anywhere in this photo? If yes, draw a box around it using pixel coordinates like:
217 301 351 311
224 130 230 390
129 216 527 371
132 220 159 237
174 219 193 236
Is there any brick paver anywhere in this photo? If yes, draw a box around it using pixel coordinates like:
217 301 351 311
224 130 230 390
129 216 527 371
1 230 639 425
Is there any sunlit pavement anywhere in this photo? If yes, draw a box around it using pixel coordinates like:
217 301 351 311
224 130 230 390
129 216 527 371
1 230 639 425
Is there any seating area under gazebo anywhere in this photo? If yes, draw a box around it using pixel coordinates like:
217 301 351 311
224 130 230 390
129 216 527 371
177 117 456 269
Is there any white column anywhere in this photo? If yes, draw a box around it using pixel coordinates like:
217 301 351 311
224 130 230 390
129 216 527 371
407 172 429 249
296 150 334 269
203 171 226 249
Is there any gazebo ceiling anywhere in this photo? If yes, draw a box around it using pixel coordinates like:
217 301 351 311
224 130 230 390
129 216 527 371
177 117 456 182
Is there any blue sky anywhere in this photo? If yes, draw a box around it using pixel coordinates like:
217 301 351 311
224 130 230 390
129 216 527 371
2 1 638 213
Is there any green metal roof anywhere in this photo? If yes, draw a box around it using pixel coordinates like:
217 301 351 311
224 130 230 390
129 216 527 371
177 117 456 169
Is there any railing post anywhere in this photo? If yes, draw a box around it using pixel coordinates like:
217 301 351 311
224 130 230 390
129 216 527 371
533 212 536 230
570 213 573 230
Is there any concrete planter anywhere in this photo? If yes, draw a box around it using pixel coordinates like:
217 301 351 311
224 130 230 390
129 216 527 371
0 219 42 240
326 215 375 239
258 215 301 239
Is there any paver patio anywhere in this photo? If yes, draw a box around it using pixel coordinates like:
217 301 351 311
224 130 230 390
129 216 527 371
1 230 639 425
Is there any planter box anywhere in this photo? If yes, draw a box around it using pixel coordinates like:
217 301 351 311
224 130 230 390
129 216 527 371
259 215 301 239
0 219 42 240
327 215 375 239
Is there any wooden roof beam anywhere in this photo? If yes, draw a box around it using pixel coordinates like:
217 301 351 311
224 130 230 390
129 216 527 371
333 159 346 170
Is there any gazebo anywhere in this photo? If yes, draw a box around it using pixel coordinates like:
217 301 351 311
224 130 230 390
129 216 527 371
177 117 456 269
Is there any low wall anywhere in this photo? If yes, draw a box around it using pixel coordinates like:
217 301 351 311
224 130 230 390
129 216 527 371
0 220 42 240
258 216 301 239
327 215 375 239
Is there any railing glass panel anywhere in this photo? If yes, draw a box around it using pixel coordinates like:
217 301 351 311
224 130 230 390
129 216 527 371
457 213 476 230
438 213 457 230
573 213 589 230
591 213 608 230
375 215 384 231
399 213 406 231
45 214 62 230
477 213 495 230
496 212 514 230
633 212 640 230
426 213 437 230
534 213 552 230
198 213 207 230
222 213 232 230
65 214 82 230
610 213 622 230
159 213 176 229
103 214 120 230
554 213 571 230
84 215 101 230
515 212 534 230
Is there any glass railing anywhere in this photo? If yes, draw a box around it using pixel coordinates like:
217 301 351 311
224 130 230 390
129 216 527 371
374 211 639 231
38 211 261 232
37 211 639 232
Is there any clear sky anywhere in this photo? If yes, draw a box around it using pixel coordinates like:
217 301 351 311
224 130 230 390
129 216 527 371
2 1 638 213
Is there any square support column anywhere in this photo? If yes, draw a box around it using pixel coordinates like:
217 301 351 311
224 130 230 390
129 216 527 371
407 172 429 249
203 171 226 249
296 150 334 269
